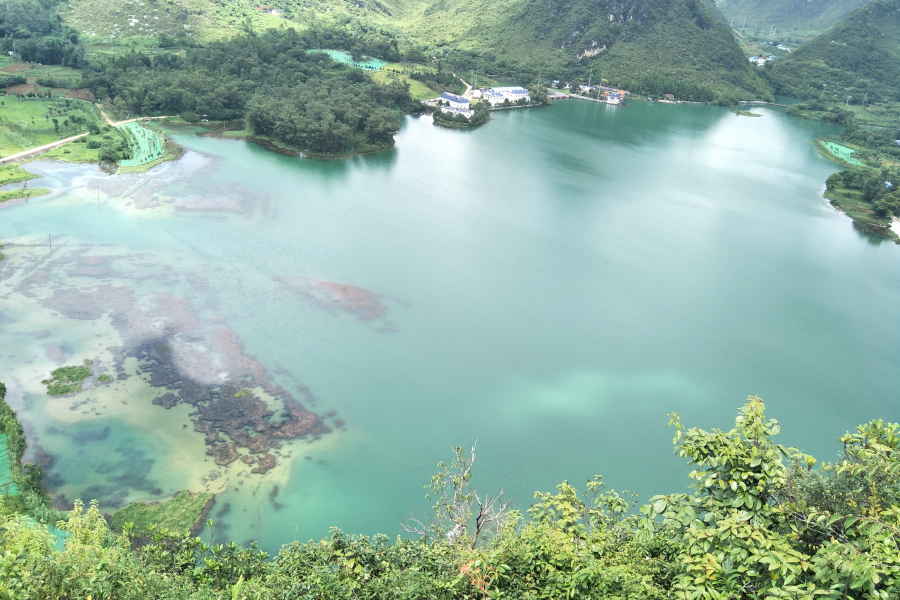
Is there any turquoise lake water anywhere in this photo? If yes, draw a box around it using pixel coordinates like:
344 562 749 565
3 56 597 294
1 100 898 550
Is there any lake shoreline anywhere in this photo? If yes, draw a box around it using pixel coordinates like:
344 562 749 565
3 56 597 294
162 118 398 160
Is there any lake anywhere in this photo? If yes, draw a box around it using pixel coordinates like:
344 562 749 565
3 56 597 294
1 99 898 550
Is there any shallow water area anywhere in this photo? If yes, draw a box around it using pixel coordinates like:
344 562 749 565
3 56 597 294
1 100 899 550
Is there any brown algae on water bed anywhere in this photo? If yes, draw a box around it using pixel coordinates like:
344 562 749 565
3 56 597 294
0 240 339 512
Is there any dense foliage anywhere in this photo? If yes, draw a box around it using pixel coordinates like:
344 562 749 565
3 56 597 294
827 165 900 219
432 102 489 128
5 387 900 598
82 29 417 155
0 0 84 67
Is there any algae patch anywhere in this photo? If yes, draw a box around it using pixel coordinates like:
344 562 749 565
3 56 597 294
110 490 214 536
42 361 92 396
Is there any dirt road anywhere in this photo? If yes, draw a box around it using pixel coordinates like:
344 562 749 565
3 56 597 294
0 133 89 165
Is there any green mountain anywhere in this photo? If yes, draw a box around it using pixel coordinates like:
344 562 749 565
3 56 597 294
714 0 868 36
766 0 900 105
398 0 771 99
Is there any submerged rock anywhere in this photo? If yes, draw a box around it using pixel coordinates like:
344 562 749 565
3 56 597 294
251 454 276 474
206 442 239 466
152 392 178 409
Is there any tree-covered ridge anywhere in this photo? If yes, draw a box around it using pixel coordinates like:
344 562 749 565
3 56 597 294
715 0 868 36
766 0 900 105
82 29 418 155
0 0 84 67
5 390 900 597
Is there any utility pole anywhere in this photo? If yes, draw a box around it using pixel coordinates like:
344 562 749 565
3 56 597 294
587 61 593 92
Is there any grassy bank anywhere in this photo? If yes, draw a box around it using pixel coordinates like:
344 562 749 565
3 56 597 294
0 187 50 203
0 165 38 186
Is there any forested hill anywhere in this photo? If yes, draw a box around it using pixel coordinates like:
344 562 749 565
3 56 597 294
714 0 868 36
82 29 418 155
58 0 772 101
765 0 900 104
402 0 772 101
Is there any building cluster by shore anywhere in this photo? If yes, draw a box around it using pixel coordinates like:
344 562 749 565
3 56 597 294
426 86 532 118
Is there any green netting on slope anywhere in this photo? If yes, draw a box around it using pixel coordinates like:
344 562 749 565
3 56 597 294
822 141 864 166
306 49 386 71
0 434 19 497
118 121 166 167
22 517 68 550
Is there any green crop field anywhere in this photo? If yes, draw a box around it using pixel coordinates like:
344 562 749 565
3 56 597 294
17 65 82 80
42 141 97 163
0 97 102 158
373 66 438 100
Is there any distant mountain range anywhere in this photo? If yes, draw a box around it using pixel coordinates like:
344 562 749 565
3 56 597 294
766 0 900 104
714 0 868 36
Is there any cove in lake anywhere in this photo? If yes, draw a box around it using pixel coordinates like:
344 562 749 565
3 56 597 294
1 100 899 551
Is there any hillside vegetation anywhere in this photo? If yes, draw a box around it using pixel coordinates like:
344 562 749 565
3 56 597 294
716 0 868 37
766 0 900 107
6 386 900 597
51 0 774 101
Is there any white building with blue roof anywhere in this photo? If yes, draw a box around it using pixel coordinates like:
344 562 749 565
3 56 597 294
438 92 474 117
